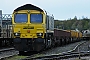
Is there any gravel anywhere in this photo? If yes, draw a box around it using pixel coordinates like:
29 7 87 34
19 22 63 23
0 50 18 59
42 41 86 55
75 40 90 52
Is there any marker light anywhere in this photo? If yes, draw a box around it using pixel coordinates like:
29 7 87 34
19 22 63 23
27 30 30 33
14 33 20 36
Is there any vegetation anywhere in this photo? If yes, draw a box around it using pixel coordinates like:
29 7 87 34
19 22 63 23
54 16 90 32
4 55 27 60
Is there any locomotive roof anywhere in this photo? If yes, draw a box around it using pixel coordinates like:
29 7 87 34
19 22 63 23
14 4 43 12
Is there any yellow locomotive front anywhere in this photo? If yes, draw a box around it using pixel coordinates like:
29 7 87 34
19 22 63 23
12 4 47 52
12 10 46 38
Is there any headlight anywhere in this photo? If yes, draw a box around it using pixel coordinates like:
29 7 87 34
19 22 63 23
14 33 20 36
37 33 43 36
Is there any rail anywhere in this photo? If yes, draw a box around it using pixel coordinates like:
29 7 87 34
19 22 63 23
28 51 90 60
0 48 18 60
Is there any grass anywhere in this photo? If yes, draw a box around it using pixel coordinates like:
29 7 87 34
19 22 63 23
4 55 28 60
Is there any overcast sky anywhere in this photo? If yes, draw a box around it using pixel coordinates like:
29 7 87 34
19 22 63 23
0 0 90 20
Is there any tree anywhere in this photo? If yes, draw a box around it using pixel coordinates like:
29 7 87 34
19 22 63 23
73 16 77 20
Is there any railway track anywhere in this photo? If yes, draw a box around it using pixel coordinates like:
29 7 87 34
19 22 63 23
24 51 90 60
0 48 18 60
3 40 89 60
21 40 89 60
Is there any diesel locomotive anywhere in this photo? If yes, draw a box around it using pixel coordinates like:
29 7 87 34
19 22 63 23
12 4 54 53
12 4 82 53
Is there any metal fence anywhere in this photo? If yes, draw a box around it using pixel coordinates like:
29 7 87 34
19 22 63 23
0 14 12 38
